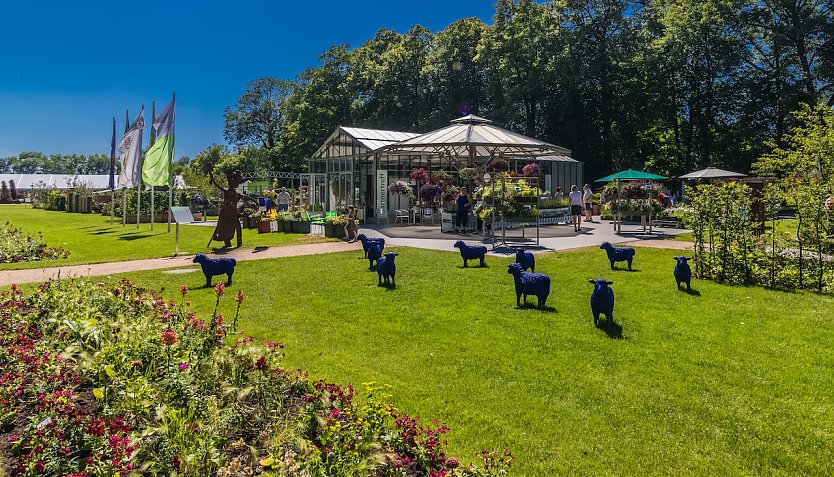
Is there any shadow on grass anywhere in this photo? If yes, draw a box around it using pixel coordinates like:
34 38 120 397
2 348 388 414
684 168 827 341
612 267 640 272
378 282 396 290
681 287 701 296
89 230 116 235
118 234 153 241
516 303 557 313
457 264 488 269
596 319 623 339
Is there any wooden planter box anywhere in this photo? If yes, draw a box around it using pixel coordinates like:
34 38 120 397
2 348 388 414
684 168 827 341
290 221 311 234
324 223 346 239
257 221 272 234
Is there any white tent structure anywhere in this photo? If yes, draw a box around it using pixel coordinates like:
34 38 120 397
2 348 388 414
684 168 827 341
0 174 110 191
679 167 746 180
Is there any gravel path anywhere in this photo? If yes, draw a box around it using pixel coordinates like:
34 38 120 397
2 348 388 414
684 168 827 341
0 241 360 287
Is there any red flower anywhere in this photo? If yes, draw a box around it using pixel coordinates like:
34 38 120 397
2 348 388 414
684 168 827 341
235 289 244 304
161 330 177 346
255 356 267 370
172 455 181 470
214 283 225 297
180 285 188 296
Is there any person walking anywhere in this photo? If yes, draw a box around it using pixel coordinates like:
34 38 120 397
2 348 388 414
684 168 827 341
569 185 583 232
277 187 291 212
583 184 594 223
345 205 359 242
455 187 471 233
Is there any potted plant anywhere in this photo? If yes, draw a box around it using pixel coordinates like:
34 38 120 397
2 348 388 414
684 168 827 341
458 167 479 181
324 215 348 238
289 210 310 234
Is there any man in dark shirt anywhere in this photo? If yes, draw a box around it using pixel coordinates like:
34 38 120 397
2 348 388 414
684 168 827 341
456 187 471 233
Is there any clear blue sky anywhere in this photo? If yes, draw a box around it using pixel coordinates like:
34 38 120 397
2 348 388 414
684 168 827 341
0 0 495 159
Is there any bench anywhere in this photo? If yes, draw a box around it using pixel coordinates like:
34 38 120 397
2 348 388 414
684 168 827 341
651 219 681 228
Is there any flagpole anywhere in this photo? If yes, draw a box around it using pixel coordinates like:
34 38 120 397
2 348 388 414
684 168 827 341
168 92 175 233
122 110 129 226
137 105 144 229
150 101 156 231
110 117 116 225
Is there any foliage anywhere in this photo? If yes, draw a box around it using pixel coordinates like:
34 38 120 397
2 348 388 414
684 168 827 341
419 183 444 202
458 168 479 180
0 222 69 263
0 152 113 175
42 190 66 211
520 163 541 177
0 280 514 476
102 188 184 216
432 170 453 183
324 214 348 226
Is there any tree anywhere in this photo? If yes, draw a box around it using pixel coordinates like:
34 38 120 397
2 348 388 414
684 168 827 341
9 180 17 200
224 77 298 154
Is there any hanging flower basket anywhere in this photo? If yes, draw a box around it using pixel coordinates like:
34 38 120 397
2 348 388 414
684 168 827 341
387 180 414 198
521 163 542 177
410 168 430 185
458 167 479 180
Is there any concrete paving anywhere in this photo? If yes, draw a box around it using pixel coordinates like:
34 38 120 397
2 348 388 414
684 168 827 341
360 216 691 255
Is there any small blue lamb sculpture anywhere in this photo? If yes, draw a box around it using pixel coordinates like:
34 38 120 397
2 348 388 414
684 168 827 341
454 240 487 267
367 243 383 270
357 234 385 258
673 256 692 291
377 252 398 287
507 263 550 309
514 248 535 272
589 278 615 326
193 253 236 287
600 242 635 271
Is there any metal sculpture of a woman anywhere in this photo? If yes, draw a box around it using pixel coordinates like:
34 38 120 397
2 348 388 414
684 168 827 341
209 170 257 248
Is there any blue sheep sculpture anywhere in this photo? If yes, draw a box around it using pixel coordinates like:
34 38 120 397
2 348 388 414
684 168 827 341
673 256 692 290
514 248 535 272
589 278 615 326
507 263 550 309
367 243 383 270
600 242 635 271
357 234 385 258
454 240 487 267
193 253 236 287
377 252 398 287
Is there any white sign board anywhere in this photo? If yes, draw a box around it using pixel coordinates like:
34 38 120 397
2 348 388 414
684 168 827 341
545 174 552 193
170 206 195 224
376 170 388 212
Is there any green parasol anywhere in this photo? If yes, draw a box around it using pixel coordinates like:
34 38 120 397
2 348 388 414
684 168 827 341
595 169 667 182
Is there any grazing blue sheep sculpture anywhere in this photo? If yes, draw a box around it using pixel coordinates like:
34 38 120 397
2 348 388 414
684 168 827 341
454 240 487 267
377 252 398 286
367 243 383 270
507 263 551 309
589 278 615 326
673 256 692 290
514 248 535 272
357 234 385 258
600 242 635 271
193 253 236 287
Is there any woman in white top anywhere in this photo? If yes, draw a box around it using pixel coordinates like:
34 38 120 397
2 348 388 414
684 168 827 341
583 184 594 223
569 185 583 232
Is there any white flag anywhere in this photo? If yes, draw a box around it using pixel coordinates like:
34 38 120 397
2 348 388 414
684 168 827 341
117 109 145 188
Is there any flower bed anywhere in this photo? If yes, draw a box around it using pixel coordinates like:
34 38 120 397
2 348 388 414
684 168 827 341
0 280 513 476
0 222 69 263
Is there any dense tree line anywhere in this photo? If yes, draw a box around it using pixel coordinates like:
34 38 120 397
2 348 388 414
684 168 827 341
222 0 833 178
0 152 112 175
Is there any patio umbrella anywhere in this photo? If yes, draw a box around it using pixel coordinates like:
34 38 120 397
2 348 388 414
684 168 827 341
678 167 746 179
594 169 667 234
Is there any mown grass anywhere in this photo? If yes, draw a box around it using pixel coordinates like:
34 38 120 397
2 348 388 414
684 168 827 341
119 245 834 476
0 205 328 270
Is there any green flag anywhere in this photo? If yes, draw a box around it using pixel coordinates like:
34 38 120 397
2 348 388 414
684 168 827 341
142 97 175 186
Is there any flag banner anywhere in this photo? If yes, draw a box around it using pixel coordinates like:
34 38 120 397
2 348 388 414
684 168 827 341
117 110 145 188
109 118 116 190
141 97 175 187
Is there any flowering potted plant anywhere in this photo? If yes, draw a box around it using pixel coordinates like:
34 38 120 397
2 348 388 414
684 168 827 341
410 167 430 185
521 163 542 177
324 215 348 238
258 208 277 234
458 167 479 180
387 180 414 198
288 210 311 234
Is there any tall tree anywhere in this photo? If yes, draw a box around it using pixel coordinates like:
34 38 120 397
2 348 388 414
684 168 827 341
223 77 297 155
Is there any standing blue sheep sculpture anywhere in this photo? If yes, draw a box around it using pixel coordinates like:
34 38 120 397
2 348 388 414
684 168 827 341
673 256 692 290
600 242 635 271
514 248 535 272
357 234 385 258
193 253 236 287
589 278 615 326
377 252 398 287
507 263 550 309
454 240 487 267
367 243 383 270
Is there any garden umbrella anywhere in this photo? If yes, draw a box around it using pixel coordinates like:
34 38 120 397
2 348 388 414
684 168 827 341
594 169 667 233
678 167 746 179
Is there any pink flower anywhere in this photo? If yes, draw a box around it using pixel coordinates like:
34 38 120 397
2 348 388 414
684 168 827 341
180 285 188 296
235 290 244 304
214 283 225 297
177 362 189 371
161 330 177 346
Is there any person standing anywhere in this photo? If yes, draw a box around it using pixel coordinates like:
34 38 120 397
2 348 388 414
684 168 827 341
569 185 583 232
455 187 471 233
555 187 564 202
345 205 359 242
583 184 594 223
277 187 291 212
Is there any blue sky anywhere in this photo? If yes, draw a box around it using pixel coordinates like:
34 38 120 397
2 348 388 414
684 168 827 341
0 0 495 159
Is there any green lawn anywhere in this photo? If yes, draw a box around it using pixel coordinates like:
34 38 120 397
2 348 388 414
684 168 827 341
0 205 329 270
117 246 834 476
